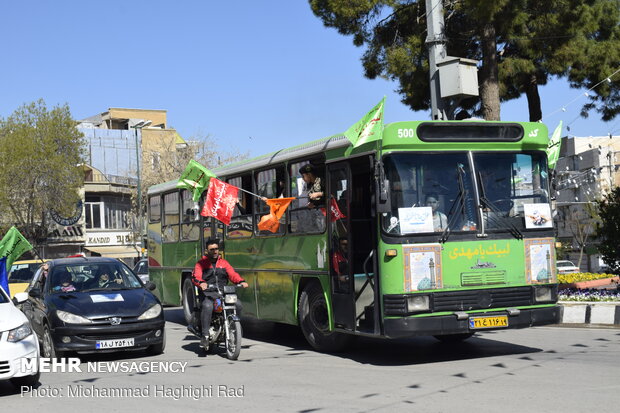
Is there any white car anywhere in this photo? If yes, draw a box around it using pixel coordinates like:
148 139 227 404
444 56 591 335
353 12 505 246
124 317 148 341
0 288 40 388
556 260 580 275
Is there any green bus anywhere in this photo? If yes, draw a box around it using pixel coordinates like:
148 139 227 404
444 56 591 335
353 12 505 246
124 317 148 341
146 120 560 351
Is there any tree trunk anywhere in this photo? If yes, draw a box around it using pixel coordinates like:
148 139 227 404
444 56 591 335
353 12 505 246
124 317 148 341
479 24 500 121
525 74 542 122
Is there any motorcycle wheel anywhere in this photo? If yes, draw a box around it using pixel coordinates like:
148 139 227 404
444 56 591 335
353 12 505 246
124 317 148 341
225 318 242 360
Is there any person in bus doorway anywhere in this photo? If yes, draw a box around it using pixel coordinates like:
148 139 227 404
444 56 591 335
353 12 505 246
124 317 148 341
332 236 349 290
425 192 448 232
192 238 248 350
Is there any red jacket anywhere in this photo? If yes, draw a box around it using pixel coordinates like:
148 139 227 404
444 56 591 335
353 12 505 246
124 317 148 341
192 255 245 288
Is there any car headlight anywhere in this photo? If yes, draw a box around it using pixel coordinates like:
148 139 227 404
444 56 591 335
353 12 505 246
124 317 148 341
7 323 33 342
138 304 162 320
224 294 238 304
57 310 92 324
406 295 430 313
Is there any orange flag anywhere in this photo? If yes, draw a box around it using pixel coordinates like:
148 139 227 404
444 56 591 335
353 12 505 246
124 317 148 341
257 197 295 233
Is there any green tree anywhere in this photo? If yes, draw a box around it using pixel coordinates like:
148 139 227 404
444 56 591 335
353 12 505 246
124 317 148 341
309 0 619 121
595 186 620 273
0 100 86 246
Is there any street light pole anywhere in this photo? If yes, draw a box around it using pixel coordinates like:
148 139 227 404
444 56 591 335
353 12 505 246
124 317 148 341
131 120 152 258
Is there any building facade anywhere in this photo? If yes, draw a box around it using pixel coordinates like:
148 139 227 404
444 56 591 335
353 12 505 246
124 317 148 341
554 134 620 272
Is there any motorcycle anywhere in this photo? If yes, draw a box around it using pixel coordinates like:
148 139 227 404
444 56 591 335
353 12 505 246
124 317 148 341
188 283 243 360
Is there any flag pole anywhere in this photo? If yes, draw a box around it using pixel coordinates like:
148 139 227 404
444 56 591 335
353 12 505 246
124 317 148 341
237 187 266 200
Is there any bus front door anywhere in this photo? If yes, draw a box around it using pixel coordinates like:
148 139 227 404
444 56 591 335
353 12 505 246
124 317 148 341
328 158 378 334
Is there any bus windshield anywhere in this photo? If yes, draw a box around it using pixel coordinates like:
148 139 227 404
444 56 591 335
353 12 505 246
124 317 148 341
382 151 552 236
474 152 551 230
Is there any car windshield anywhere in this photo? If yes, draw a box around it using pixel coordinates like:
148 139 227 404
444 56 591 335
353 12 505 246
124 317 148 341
7 263 39 283
0 286 8 303
49 262 142 293
558 262 575 267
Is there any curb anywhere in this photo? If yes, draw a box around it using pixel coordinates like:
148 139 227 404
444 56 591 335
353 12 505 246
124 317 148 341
558 302 620 326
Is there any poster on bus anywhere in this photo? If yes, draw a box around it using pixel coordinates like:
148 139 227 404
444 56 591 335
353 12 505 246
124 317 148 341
403 243 442 291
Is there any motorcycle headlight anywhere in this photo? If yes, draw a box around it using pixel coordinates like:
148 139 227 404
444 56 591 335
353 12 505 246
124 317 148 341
7 323 33 342
138 304 162 320
57 310 92 324
224 294 238 304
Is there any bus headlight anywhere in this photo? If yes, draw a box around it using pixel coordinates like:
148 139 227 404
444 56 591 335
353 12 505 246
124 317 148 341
533 286 556 303
406 295 430 313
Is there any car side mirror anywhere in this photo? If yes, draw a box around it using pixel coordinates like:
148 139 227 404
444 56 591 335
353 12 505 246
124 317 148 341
13 292 29 304
145 282 156 291
28 288 42 298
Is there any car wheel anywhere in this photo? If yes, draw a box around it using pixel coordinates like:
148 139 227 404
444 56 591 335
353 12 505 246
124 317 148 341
147 330 166 356
10 371 40 388
41 324 65 359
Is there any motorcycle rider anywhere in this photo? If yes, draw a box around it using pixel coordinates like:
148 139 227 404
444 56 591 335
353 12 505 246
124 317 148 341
192 238 248 350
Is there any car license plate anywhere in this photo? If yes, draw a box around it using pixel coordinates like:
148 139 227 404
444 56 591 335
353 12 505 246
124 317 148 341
469 315 508 329
96 338 135 349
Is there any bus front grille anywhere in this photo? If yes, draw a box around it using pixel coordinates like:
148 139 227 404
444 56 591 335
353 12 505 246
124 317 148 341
432 287 533 312
383 286 534 316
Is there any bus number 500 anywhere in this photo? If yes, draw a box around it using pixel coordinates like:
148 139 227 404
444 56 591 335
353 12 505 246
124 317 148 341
397 128 415 138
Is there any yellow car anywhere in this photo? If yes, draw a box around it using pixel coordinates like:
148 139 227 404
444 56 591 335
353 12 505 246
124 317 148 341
7 260 48 298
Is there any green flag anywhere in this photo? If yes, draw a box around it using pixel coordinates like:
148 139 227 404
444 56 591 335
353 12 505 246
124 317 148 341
344 97 385 148
177 160 216 202
547 121 563 170
0 226 33 269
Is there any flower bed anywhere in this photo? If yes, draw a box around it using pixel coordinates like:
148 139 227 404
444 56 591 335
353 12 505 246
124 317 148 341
557 272 620 302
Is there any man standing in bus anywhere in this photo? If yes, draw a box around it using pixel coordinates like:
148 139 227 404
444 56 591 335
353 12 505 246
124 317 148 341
192 238 248 350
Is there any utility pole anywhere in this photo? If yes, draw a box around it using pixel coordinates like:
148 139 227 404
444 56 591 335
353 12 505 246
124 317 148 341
425 0 448 120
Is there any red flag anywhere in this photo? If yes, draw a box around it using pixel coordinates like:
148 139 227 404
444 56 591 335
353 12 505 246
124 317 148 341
257 197 295 233
328 197 346 222
200 178 239 225
320 197 347 222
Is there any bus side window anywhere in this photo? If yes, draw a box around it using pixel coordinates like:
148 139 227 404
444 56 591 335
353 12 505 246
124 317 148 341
255 167 286 236
227 175 254 239
162 191 180 243
289 160 326 234
180 189 200 241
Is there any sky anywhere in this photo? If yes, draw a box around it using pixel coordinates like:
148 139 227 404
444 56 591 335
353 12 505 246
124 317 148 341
1 0 619 159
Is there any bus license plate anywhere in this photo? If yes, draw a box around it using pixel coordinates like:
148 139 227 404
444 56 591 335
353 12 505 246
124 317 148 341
96 338 135 349
469 316 508 329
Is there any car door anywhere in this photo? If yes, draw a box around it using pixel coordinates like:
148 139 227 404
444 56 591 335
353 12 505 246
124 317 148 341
22 267 47 338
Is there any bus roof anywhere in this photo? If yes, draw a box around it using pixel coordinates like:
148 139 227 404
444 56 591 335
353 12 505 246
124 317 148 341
148 132 350 195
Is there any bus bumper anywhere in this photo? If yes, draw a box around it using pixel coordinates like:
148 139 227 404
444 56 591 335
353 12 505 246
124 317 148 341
383 305 561 339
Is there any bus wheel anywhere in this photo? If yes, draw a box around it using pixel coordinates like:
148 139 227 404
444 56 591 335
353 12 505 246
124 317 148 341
433 333 475 342
182 277 195 325
298 282 353 352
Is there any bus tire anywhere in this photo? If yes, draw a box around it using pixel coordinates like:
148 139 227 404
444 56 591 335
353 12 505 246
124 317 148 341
298 282 353 353
433 333 475 342
182 277 195 325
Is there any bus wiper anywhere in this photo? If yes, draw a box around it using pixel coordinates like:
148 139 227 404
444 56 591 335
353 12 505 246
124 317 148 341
439 164 468 243
477 172 523 240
